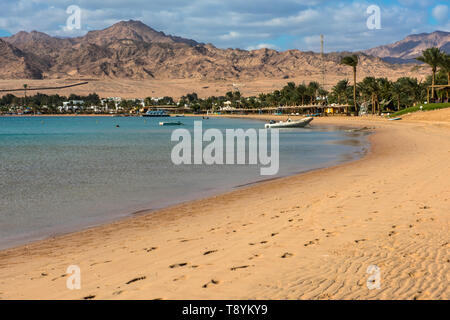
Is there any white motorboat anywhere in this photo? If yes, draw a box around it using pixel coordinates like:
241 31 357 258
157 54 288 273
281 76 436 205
265 117 314 128
159 121 183 126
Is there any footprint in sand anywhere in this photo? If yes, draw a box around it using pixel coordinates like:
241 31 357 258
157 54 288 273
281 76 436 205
354 239 367 244
83 295 96 300
304 239 320 247
202 279 220 288
173 275 187 282
203 250 217 255
51 274 67 281
281 252 293 258
144 247 158 252
230 265 250 271
126 276 146 284
180 238 202 243
249 240 268 246
90 260 112 267
169 263 188 269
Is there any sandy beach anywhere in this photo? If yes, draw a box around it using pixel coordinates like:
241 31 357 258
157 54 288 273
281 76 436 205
0 112 449 300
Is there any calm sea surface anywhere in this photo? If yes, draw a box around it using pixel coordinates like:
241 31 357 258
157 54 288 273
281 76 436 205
0 116 369 249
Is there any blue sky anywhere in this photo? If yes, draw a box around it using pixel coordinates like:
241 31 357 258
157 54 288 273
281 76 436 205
0 0 448 52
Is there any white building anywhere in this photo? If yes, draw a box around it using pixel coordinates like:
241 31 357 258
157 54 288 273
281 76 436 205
59 100 85 112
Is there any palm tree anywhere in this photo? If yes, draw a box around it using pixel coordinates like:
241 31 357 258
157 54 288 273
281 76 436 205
377 78 392 114
416 47 444 101
438 54 450 85
23 84 28 106
318 88 328 105
307 81 320 105
438 54 450 100
281 82 296 106
390 81 402 111
358 77 379 114
296 84 307 105
390 77 423 110
340 55 358 115
332 79 350 104
331 79 350 113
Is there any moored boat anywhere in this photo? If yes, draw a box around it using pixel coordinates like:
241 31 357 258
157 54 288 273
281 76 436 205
142 110 170 117
265 117 313 128
159 121 183 126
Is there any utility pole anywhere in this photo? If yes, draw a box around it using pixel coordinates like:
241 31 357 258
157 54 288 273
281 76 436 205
320 35 325 89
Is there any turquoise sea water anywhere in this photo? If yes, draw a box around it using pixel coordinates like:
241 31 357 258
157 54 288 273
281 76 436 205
0 116 369 249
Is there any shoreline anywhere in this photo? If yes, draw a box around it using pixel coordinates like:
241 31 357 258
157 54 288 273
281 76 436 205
0 117 370 251
0 115 449 299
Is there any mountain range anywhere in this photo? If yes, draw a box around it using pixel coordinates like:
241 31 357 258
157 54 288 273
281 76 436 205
0 20 448 81
364 31 450 64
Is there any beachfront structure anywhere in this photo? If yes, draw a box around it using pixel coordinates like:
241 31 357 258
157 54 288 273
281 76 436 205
59 100 85 112
217 104 349 115
99 97 126 113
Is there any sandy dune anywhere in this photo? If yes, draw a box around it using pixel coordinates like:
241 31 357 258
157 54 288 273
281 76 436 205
0 113 449 300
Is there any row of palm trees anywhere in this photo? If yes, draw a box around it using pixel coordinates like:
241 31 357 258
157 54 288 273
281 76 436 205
339 48 450 114
257 81 327 108
415 47 450 99
330 76 428 114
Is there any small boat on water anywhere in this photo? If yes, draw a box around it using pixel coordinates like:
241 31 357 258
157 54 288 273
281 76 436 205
265 117 313 128
159 121 183 126
142 110 170 117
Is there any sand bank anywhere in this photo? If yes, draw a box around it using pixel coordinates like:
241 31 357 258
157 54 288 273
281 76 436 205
0 113 449 299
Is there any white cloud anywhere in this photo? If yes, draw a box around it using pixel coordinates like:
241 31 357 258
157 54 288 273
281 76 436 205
432 5 449 22
246 43 279 50
219 31 241 40
0 0 448 52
